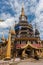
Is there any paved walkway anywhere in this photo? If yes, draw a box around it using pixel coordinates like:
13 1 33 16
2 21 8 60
17 62 43 65
0 58 43 65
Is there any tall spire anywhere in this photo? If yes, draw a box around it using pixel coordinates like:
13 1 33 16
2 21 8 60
35 22 37 29
21 3 25 16
1 31 5 41
5 31 11 60
10 25 16 35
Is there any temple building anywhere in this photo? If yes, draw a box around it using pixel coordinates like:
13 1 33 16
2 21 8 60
0 6 43 60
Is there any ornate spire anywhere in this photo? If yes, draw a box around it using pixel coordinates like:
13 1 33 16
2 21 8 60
21 3 25 16
35 22 37 29
5 31 11 59
1 32 5 41
10 25 16 35
35 23 40 38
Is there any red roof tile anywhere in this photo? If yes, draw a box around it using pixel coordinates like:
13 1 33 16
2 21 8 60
16 43 26 48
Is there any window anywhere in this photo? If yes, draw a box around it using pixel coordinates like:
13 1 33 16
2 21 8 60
17 41 20 44
21 27 27 30
21 32 27 34
21 41 26 44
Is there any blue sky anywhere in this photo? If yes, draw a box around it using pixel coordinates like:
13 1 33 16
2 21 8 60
0 0 43 40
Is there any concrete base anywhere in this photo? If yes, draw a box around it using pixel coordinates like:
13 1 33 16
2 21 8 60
4 57 11 60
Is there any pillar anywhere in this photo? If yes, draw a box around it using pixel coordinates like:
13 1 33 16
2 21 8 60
22 49 26 58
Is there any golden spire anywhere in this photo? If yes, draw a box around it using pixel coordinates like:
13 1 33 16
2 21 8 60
5 31 11 60
10 25 16 35
21 3 25 16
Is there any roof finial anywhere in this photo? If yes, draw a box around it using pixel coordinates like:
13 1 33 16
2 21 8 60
21 3 25 16
35 22 37 29
22 3 24 8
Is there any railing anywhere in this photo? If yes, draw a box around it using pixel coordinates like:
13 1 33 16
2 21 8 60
16 34 34 38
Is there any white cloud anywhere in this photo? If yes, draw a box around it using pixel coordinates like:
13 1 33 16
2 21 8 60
0 0 43 39
32 0 43 39
35 0 43 16
0 0 38 22
0 12 18 28
0 13 11 20
0 17 15 28
0 13 14 28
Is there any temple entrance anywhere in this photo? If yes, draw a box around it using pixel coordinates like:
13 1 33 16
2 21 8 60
16 49 23 58
25 48 32 58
